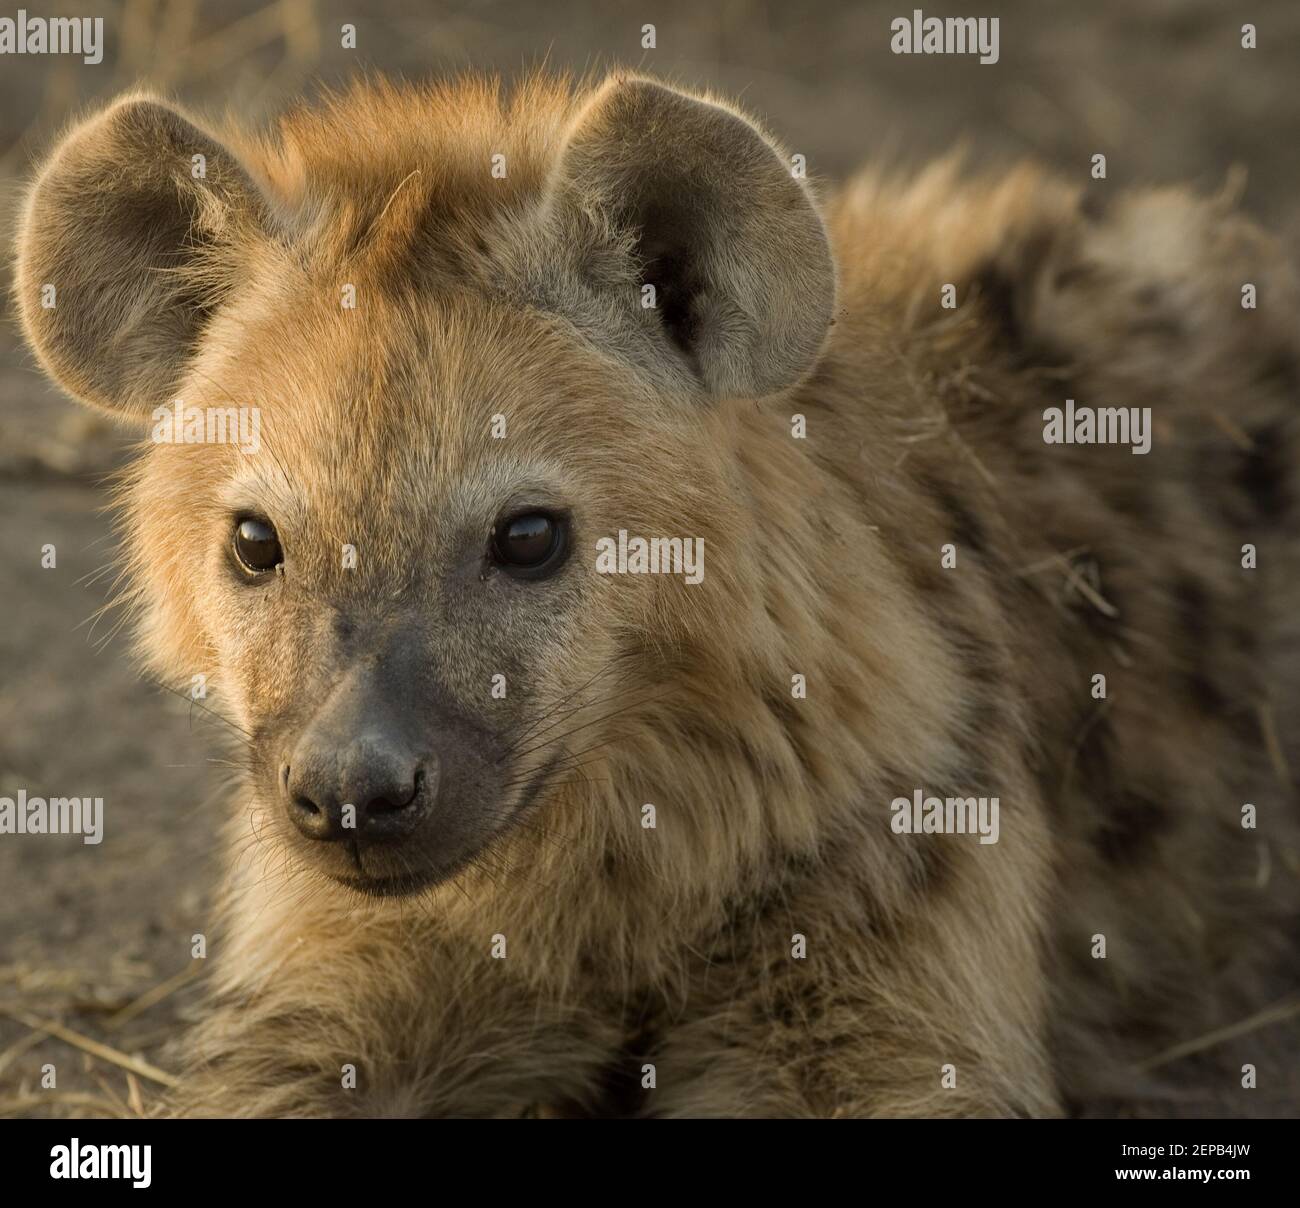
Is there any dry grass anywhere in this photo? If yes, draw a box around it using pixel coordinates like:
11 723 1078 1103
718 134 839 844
0 958 196 1118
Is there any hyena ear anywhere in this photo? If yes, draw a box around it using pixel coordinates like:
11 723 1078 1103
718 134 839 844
555 76 835 398
14 96 264 421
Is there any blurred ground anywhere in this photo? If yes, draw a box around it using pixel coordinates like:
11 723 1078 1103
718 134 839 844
1 0 1297 1117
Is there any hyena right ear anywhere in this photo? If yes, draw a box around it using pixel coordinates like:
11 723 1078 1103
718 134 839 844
554 76 836 399
14 96 265 421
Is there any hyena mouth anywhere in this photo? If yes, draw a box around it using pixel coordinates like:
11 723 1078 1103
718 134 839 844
331 867 443 898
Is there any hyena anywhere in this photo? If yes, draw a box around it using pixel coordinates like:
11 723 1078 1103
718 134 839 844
14 73 1300 1117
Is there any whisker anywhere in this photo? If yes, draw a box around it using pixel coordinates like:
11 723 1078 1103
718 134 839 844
506 689 670 763
150 680 255 742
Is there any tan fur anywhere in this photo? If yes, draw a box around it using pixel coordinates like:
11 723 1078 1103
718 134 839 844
13 72 1300 1117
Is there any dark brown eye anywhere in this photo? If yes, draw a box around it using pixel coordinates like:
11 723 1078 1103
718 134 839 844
490 512 566 577
233 516 282 575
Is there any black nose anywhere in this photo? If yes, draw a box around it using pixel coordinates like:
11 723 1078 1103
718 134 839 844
283 737 433 843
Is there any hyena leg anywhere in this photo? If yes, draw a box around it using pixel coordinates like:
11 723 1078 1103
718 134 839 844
162 904 621 1118
644 969 1060 1119
641 879 1060 1118
164 981 620 1118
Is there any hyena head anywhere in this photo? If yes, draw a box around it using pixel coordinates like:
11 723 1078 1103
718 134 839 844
15 75 835 898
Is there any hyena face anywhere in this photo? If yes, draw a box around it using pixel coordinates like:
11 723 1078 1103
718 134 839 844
150 295 669 897
15 77 835 896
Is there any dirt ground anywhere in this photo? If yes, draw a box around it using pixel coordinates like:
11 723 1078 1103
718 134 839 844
1 0 1297 1118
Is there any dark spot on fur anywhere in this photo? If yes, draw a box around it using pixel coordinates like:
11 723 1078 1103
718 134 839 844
1173 575 1213 646
1196 440 1250 529
1257 349 1300 397
762 687 816 782
1026 729 1067 820
1235 421 1290 520
1079 190 1110 223
908 838 953 898
946 620 1008 683
771 989 800 1028
1093 790 1172 866
718 850 821 945
1053 262 1100 291
932 480 987 555
1104 474 1156 523
735 734 783 785
970 234 1072 370
1186 669 1228 714
1072 703 1117 807
876 763 946 895
581 1008 664 1120
810 1032 861 1057
1173 575 1227 713
769 977 821 1024
972 263 1023 349
895 535 952 600
1224 700 1262 747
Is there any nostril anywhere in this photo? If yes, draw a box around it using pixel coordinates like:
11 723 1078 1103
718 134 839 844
365 796 402 817
286 788 339 842
364 768 423 818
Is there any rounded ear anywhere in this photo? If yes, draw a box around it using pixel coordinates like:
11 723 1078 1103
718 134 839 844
555 76 835 399
14 96 265 421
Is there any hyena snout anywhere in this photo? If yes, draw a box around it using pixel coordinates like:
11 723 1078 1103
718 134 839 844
280 665 437 845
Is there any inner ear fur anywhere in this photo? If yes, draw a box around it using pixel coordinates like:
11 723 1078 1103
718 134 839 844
14 96 264 421
556 76 836 399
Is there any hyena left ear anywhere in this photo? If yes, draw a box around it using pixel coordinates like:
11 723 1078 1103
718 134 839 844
555 76 836 399
14 95 266 422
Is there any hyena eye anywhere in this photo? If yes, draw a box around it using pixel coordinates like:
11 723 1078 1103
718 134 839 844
232 516 283 576
490 511 568 578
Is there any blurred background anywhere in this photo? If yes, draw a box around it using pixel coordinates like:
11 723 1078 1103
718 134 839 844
1 0 1297 1117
